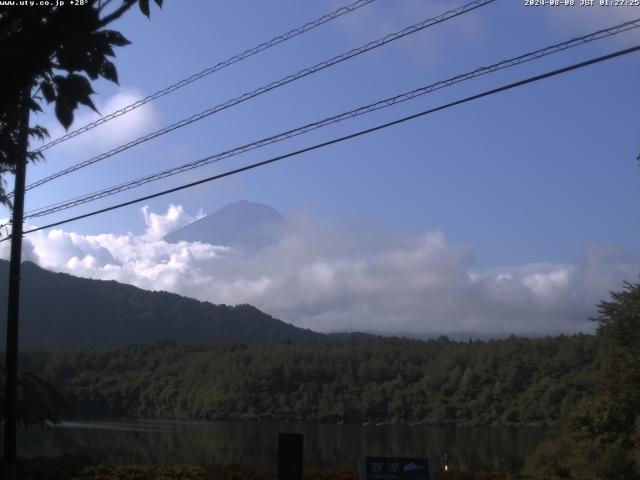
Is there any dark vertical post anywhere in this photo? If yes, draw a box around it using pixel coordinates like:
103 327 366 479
3 94 30 479
278 433 303 480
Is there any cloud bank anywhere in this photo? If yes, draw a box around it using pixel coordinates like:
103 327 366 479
3 205 638 337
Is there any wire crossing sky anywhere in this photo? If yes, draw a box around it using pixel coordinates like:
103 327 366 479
29 0 376 157
22 0 496 195
23 17 640 220
7 43 638 241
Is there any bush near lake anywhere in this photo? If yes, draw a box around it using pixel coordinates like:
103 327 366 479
0 455 95 480
73 465 207 480
527 281 640 480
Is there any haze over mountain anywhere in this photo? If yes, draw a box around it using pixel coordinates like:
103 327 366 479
164 200 285 251
0 261 373 351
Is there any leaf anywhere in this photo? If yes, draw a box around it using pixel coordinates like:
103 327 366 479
139 0 150 17
66 73 95 98
29 98 42 113
77 94 98 113
92 30 116 57
97 40 115 58
56 40 88 72
51 74 99 128
27 151 44 163
100 60 118 84
82 52 103 80
28 125 49 142
52 75 67 89
41 81 55 103
65 74 98 112
153 0 163 7
103 30 131 47
55 101 73 130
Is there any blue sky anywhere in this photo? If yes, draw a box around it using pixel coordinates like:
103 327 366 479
1 0 639 336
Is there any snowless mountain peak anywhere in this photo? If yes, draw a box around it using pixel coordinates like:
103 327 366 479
164 200 285 251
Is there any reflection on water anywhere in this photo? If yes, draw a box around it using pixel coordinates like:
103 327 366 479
18 419 552 474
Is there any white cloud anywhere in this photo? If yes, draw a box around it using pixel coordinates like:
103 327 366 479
2 205 638 338
142 204 203 241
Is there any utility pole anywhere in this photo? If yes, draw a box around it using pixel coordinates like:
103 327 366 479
3 93 30 480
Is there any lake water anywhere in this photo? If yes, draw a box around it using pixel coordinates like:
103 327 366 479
18 419 552 474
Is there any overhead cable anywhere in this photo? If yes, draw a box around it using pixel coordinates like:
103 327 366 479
20 0 496 195
5 43 638 241
31 0 377 155
24 18 640 219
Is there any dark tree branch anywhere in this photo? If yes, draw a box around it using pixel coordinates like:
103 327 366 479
98 0 137 27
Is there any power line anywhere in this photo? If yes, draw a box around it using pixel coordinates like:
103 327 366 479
5 43 638 242
19 0 495 196
31 0 376 155
23 17 640 220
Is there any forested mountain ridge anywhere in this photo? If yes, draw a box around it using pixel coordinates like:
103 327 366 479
0 260 351 350
22 335 597 427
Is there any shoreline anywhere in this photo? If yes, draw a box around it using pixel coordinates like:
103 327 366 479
8 456 579 480
51 415 560 430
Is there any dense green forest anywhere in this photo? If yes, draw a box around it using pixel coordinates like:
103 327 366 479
22 335 596 427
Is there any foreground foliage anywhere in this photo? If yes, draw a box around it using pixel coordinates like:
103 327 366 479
0 367 69 427
0 0 162 203
528 281 640 479
23 335 596 427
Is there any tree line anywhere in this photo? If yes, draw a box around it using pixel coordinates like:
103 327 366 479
22 334 596 427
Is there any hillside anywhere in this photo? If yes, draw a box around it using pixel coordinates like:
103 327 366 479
0 260 326 350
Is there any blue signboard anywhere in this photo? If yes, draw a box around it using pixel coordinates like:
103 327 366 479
359 457 433 480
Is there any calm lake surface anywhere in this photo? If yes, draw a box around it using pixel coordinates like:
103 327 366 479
18 419 552 474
